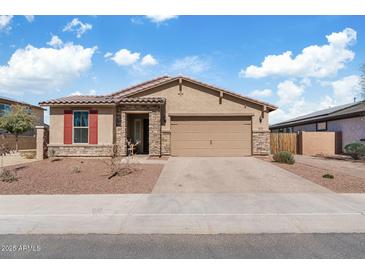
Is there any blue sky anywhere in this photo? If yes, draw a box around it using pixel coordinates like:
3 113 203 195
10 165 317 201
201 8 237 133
0 15 364 124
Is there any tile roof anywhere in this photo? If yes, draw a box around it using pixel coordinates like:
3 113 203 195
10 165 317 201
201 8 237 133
112 75 172 99
118 97 166 104
39 95 166 105
39 95 115 105
110 75 277 110
270 100 365 129
0 96 45 110
40 75 277 110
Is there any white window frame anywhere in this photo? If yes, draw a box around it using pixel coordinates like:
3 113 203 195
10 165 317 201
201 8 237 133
72 110 89 144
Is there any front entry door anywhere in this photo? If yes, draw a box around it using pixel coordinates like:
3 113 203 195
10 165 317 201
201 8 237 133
134 119 143 153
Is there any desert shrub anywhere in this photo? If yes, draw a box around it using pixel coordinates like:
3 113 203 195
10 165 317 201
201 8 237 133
71 166 81 174
48 149 55 158
273 151 295 164
322 173 334 179
105 157 138 179
344 143 365 160
0 169 18 183
20 151 36 159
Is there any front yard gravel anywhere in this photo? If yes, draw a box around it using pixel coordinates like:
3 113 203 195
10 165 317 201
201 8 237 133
258 156 365 193
0 158 163 195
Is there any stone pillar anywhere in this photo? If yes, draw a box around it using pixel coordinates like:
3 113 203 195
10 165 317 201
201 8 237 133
252 130 270 155
161 130 171 155
36 126 48 160
149 110 161 156
115 112 127 156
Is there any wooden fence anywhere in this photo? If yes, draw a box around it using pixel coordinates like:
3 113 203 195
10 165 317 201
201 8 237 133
270 133 297 154
0 135 36 150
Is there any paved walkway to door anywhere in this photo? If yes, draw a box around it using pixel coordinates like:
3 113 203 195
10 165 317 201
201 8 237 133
152 157 330 193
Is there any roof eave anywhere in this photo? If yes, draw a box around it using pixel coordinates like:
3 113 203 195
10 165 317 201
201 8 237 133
118 76 278 110
39 102 116 107
270 111 365 129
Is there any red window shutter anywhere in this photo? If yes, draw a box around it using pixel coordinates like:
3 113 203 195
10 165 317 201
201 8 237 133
89 110 98 144
64 110 73 144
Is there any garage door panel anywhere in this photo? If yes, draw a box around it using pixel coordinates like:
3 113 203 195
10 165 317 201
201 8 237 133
172 140 251 149
172 132 250 141
171 116 252 156
171 121 252 125
172 125 250 133
172 148 249 157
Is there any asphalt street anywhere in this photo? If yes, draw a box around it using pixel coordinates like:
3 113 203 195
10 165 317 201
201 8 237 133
1 234 365 259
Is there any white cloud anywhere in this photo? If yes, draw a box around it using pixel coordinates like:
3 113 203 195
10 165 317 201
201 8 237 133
270 98 322 125
0 43 97 95
63 18 92 38
0 15 13 31
130 17 144 25
141 54 158 66
47 35 63 48
330 75 361 103
69 89 96 96
319 95 335 109
24 15 35 22
104 52 113 58
270 94 342 125
145 15 178 23
270 75 361 124
171 56 210 74
106 49 140 66
241 28 356 79
276 80 304 105
249 89 272 98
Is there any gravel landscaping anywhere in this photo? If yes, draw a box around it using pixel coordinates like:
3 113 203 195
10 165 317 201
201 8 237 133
258 156 365 193
0 158 163 195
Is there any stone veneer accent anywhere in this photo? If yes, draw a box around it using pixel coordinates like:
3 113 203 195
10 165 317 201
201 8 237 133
115 104 162 156
149 110 161 156
161 131 171 155
252 130 270 155
115 111 127 156
48 145 114 157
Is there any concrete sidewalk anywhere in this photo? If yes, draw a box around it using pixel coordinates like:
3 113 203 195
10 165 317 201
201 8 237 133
1 193 365 234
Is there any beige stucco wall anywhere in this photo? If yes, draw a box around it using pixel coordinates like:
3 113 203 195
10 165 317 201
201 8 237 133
299 131 336 155
49 106 115 145
133 81 269 132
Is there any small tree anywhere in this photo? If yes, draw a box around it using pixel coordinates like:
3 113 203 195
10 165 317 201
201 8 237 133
0 105 36 151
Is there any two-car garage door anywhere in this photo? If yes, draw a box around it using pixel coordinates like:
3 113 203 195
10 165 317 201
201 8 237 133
170 115 252 156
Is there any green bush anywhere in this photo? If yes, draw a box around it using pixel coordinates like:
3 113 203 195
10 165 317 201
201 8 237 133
20 150 36 159
344 143 365 160
0 169 18 183
71 166 81 174
322 173 334 179
273 151 295 164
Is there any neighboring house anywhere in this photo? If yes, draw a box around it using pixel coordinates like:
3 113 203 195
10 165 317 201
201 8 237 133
0 96 45 136
39 76 277 157
270 100 365 150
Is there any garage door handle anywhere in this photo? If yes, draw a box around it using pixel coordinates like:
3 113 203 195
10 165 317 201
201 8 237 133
210 140 212 145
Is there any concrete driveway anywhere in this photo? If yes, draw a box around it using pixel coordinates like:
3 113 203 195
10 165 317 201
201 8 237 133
152 157 330 193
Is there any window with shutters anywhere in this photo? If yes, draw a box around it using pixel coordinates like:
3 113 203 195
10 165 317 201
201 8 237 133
73 111 89 143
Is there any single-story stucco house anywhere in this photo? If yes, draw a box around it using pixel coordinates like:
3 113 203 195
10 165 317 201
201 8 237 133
39 76 277 157
270 100 365 151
